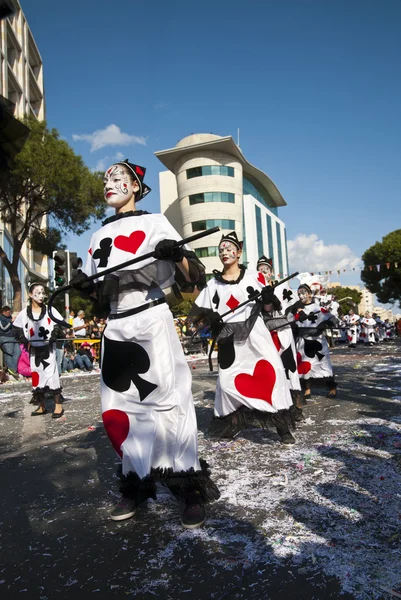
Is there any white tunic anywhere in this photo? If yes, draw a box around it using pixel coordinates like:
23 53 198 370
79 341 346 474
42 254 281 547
195 269 293 417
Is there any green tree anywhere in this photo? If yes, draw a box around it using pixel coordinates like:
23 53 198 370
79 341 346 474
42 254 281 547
329 286 362 315
0 117 105 312
361 229 401 308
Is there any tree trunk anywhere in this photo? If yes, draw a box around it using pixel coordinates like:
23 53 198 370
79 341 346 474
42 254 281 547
10 265 22 313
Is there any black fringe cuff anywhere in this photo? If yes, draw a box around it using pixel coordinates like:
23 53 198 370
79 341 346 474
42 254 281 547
32 386 62 399
119 460 220 505
152 459 220 504
208 405 296 439
119 472 157 504
301 377 337 389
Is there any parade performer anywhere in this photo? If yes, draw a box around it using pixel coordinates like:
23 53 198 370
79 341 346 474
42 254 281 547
192 233 296 445
292 281 337 399
360 312 377 346
70 160 219 528
13 283 64 417
256 256 305 420
347 309 360 348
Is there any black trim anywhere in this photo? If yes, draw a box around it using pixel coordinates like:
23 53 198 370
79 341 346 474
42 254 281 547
108 298 166 320
213 264 247 285
102 210 150 226
26 304 47 322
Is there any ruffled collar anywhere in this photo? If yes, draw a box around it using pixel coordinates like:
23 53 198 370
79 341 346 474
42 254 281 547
213 264 246 285
27 304 46 322
102 210 150 226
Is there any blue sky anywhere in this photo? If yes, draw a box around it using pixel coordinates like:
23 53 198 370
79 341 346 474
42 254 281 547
22 0 401 291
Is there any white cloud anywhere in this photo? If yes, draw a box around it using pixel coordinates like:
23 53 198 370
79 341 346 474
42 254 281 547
72 124 146 152
93 151 129 173
287 233 361 273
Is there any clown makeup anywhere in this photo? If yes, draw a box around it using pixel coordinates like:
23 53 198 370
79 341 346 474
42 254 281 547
219 241 240 267
258 263 273 280
29 285 46 306
298 287 312 304
103 165 139 209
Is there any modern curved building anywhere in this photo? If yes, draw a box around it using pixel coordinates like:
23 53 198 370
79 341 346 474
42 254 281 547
155 133 289 278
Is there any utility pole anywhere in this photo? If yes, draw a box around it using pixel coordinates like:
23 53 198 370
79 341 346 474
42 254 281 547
65 250 70 320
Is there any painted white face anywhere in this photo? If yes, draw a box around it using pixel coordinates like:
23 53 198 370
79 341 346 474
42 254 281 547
219 241 240 266
298 287 312 304
258 263 273 280
30 285 45 304
103 165 139 208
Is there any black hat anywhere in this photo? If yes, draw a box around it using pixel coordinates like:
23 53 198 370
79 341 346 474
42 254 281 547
219 231 243 249
115 160 151 201
256 255 273 268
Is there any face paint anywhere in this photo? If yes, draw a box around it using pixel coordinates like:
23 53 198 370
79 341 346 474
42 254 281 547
258 263 273 279
30 285 45 305
103 165 138 208
298 288 312 304
218 241 240 266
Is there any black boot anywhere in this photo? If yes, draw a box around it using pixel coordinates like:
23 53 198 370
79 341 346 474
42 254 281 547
276 425 295 445
181 490 206 529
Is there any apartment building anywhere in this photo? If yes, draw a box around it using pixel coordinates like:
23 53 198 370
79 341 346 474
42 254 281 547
0 0 47 306
155 134 289 279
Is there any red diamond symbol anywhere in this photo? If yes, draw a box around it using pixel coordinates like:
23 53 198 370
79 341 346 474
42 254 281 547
226 294 240 310
257 272 266 285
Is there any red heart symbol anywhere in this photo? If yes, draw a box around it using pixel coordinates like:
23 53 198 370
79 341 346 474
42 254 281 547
102 409 130 458
114 231 145 255
297 352 311 375
348 335 352 342
257 272 266 285
271 331 281 352
32 372 39 387
234 360 276 404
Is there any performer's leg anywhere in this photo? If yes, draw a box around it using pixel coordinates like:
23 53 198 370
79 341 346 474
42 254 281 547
31 392 46 416
52 391 64 418
326 377 337 398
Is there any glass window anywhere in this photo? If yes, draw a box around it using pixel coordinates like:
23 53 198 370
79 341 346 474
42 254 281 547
194 246 219 258
187 166 202 179
266 214 274 269
192 219 235 232
255 205 264 258
243 177 278 215
189 192 234 205
186 165 235 179
276 222 283 277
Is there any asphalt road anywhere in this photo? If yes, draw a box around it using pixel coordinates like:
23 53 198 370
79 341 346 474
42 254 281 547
0 340 400 600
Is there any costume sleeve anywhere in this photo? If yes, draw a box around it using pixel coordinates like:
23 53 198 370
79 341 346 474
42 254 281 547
158 216 206 290
194 285 212 310
84 234 97 277
12 310 25 329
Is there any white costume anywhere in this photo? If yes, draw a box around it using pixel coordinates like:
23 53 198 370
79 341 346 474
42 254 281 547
194 267 294 436
84 210 218 502
347 313 360 346
13 305 63 398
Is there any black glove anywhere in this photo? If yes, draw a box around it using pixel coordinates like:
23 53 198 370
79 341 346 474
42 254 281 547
154 239 184 263
69 271 95 294
49 325 64 343
200 308 223 337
